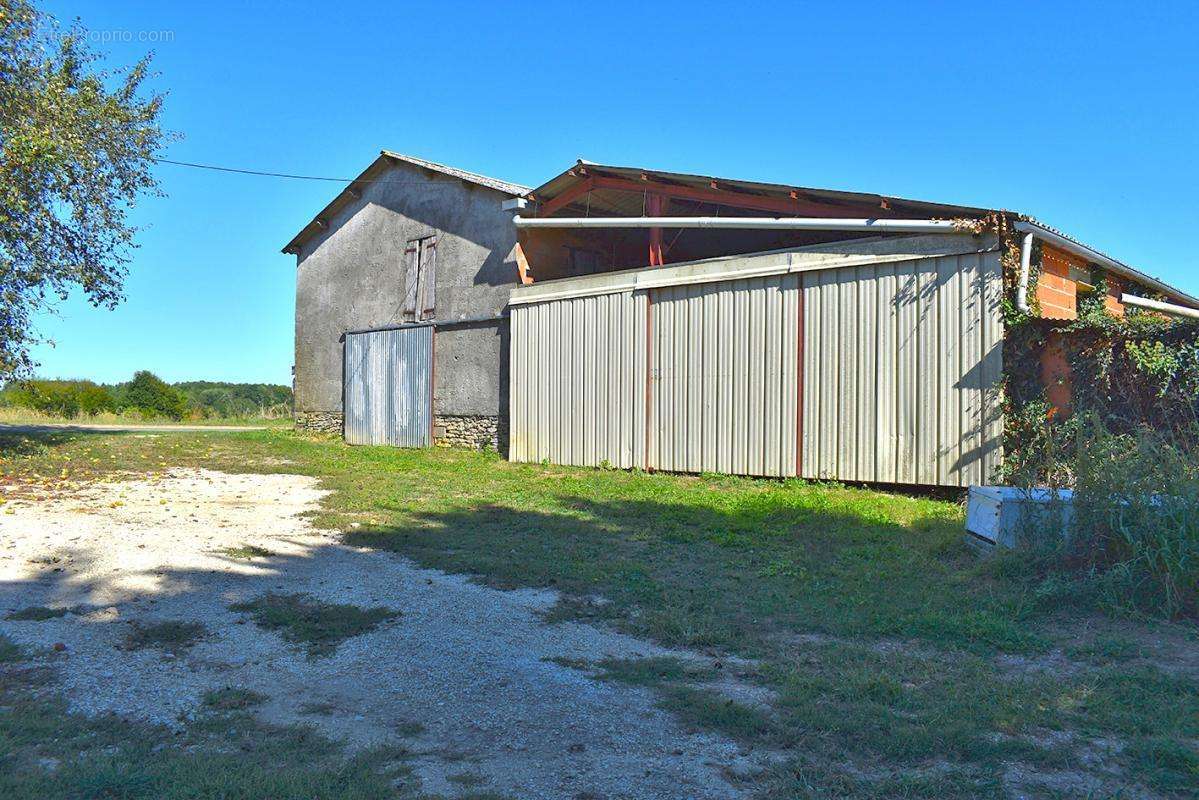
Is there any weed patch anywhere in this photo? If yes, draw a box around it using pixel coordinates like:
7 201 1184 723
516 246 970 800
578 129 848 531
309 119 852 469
0 633 25 662
218 544 275 559
229 593 397 657
202 687 267 711
446 771 488 787
122 620 208 653
5 606 71 621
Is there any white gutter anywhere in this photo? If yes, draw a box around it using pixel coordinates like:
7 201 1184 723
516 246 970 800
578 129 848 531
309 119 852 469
1121 293 1199 320
1013 220 1197 309
512 216 961 234
1016 232 1035 313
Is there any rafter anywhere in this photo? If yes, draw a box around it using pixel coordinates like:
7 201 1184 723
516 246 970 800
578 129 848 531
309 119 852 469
589 174 845 217
536 177 596 218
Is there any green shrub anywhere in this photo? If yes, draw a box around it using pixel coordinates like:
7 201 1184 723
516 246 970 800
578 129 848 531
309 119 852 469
121 370 187 420
0 379 115 418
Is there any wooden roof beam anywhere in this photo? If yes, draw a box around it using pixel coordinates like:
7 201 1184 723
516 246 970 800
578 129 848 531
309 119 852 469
589 174 850 217
536 176 596 218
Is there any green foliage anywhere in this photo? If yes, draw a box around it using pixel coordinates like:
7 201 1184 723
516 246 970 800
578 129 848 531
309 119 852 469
1003 303 1199 620
0 373 292 421
118 371 188 420
1003 413 1199 619
0 1 174 378
5 605 72 621
1007 302 1199 443
0 379 114 418
1070 421 1199 618
174 381 292 419
0 633 23 662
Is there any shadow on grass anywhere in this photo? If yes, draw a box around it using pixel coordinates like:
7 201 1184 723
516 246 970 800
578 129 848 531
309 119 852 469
343 495 1039 654
0 426 123 457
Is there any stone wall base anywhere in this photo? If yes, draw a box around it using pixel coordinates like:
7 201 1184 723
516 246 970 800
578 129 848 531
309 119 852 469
295 411 343 434
295 411 507 452
434 414 506 452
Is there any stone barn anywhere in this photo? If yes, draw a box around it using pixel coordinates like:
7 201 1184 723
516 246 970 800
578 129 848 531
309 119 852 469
284 151 527 449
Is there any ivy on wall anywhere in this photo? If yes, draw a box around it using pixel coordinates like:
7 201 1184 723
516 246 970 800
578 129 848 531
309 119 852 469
1002 291 1199 483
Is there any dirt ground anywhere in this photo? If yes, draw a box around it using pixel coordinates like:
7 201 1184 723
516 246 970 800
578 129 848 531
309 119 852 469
0 468 768 799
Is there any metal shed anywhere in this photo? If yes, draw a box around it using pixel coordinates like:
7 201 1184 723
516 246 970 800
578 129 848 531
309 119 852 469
509 233 1004 487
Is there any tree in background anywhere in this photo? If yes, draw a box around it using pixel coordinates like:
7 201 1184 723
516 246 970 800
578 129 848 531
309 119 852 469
121 370 186 420
0 0 172 378
0 378 113 418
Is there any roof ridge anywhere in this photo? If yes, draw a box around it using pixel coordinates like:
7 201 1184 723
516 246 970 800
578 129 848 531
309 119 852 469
380 150 529 196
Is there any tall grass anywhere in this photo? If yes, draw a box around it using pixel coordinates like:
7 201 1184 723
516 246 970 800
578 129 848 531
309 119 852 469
1069 422 1199 618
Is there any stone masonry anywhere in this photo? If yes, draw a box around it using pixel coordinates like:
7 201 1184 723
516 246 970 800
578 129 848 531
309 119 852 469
434 414 506 452
295 411 343 434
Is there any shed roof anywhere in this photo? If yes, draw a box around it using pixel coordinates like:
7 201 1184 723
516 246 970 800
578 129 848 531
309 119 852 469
282 151 528 254
528 159 995 221
528 160 1198 307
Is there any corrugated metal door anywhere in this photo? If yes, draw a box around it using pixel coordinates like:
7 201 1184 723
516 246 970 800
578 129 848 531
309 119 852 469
508 292 646 468
648 274 800 477
343 326 433 447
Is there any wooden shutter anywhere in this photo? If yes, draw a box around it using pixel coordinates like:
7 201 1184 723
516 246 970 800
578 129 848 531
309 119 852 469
418 237 437 320
402 241 420 321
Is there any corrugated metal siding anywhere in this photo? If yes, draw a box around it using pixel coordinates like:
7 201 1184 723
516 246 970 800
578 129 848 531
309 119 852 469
648 275 799 476
509 244 1003 487
344 327 433 446
509 292 642 468
800 251 1003 486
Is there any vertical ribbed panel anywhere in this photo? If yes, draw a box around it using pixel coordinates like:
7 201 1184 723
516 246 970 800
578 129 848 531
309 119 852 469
647 274 799 477
343 326 432 447
508 246 1003 487
508 291 641 468
800 251 1004 487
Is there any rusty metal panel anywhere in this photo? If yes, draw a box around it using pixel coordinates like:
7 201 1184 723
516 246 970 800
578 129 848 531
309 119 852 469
508 291 640 468
343 326 432 447
800 251 1003 487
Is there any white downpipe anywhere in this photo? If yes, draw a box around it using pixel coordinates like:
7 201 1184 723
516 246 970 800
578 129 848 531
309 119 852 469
1121 293 1199 320
512 216 962 234
1017 232 1035 314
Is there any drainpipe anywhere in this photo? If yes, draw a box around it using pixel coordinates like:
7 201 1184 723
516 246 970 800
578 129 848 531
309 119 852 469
1121 294 1199 320
512 216 962 233
1016 232 1035 314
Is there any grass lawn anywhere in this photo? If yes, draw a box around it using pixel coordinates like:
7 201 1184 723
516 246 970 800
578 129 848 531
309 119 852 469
1 427 1196 799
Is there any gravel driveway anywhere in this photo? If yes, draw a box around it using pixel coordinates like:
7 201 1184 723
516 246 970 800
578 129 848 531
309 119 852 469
0 468 763 799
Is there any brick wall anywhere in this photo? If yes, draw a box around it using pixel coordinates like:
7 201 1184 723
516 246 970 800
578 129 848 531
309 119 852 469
1036 244 1126 320
1036 245 1081 320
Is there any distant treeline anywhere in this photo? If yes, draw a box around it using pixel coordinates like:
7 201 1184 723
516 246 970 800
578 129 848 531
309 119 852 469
0 372 292 421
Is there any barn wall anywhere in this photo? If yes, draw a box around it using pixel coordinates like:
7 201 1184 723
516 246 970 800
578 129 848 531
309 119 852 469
801 251 1004 486
509 235 1005 487
293 159 519 424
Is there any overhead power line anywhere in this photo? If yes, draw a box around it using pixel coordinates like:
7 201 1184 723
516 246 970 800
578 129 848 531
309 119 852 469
154 157 355 182
152 157 466 185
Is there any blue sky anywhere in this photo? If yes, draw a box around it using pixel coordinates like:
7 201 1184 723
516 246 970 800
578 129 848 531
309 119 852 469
32 0 1199 385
